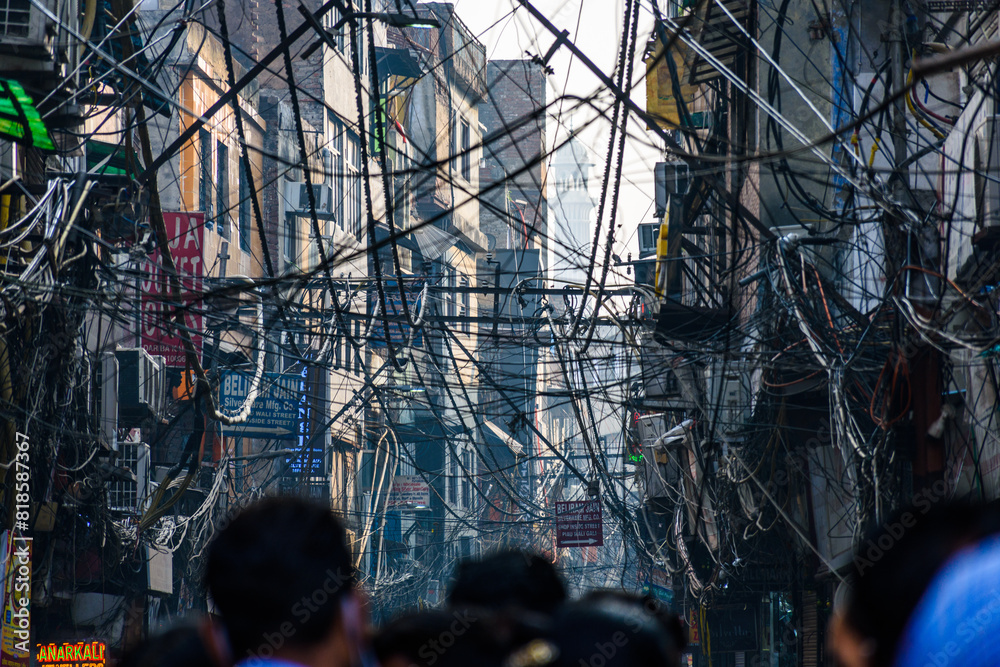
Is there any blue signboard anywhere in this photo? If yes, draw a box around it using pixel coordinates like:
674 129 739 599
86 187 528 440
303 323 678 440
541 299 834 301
219 371 301 439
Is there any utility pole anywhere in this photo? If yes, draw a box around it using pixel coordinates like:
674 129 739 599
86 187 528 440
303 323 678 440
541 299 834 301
886 0 910 283
884 0 911 523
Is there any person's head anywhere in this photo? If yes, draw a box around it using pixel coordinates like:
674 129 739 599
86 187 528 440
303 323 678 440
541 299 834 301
118 623 224 667
373 607 548 667
205 496 358 666
549 594 683 667
829 501 1000 667
447 550 567 615
581 591 686 665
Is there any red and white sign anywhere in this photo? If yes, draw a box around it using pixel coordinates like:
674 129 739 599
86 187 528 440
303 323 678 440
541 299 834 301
555 500 604 548
387 476 430 508
140 212 205 367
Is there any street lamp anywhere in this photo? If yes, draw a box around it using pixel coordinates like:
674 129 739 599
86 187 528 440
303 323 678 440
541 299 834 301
334 12 440 30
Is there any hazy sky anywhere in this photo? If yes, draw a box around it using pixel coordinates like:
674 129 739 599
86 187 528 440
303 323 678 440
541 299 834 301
454 0 660 270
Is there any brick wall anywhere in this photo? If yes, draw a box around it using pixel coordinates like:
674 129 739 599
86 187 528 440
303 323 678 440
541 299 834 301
209 0 327 129
480 60 548 258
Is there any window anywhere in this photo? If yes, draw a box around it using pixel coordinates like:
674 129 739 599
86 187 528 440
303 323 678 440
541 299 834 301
461 450 472 508
353 319 362 374
343 325 350 373
329 117 346 231
216 141 228 237
459 277 470 333
322 147 333 192
309 218 319 270
357 24 367 75
393 152 410 229
460 119 471 181
359 449 375 492
283 213 297 268
238 158 251 252
446 266 457 318
447 455 457 506
350 135 363 238
330 128 347 231
199 129 213 224
323 7 347 51
334 328 342 369
338 130 362 239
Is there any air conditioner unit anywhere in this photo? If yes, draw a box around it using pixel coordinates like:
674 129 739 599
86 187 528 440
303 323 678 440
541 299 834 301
975 116 1000 231
108 441 150 513
284 181 333 213
0 0 58 57
654 161 691 215
149 354 167 417
704 363 752 436
96 353 119 452
299 183 333 213
638 222 660 259
116 348 165 426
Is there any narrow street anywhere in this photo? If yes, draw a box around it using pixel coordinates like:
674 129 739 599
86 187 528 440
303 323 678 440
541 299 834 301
0 0 996 665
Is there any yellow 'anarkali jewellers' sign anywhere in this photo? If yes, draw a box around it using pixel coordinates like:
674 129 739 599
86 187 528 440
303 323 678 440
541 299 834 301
35 641 105 667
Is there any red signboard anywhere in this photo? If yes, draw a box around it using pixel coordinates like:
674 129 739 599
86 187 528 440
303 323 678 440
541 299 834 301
140 212 205 367
555 500 603 548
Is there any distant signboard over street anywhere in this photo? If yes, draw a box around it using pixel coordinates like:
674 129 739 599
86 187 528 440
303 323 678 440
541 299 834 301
219 371 300 439
555 500 603 548
387 476 430 508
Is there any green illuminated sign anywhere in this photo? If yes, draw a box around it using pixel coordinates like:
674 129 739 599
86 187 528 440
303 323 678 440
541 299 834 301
0 79 55 151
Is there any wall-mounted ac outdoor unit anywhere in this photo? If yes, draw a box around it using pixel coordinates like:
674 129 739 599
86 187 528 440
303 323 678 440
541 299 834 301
115 348 165 426
654 161 691 216
96 352 118 452
975 115 1000 235
704 362 752 436
0 0 58 57
285 181 333 213
638 222 659 259
108 441 150 513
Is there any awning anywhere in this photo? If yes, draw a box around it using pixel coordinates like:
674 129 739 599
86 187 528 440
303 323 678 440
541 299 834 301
407 222 458 261
87 139 139 176
480 419 526 457
373 225 420 252
654 298 737 344
375 46 424 79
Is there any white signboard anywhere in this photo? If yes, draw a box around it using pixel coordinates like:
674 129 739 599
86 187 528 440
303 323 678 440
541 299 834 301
387 476 430 508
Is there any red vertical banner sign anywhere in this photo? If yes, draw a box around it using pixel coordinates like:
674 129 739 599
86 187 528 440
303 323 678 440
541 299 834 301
141 212 205 367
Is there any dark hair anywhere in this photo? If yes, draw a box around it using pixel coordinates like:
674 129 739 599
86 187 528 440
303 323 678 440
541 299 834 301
373 607 546 667
448 550 567 614
205 496 355 659
118 625 219 667
549 596 681 667
582 590 686 656
845 501 1000 665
